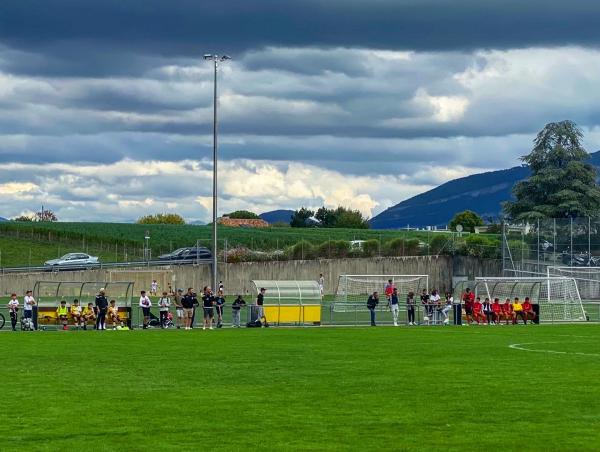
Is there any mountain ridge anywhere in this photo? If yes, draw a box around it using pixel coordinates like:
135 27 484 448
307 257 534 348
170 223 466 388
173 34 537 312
370 151 600 229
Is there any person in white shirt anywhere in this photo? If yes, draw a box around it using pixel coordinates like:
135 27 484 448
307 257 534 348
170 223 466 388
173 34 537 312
428 289 441 320
158 291 171 329
150 280 159 296
318 274 325 298
23 289 37 330
7 293 19 331
439 292 454 324
139 290 152 329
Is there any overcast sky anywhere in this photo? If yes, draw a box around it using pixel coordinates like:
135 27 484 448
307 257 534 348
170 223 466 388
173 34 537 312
2 0 600 222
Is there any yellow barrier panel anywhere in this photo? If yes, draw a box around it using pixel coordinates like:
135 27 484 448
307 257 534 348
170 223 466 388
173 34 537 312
264 305 321 325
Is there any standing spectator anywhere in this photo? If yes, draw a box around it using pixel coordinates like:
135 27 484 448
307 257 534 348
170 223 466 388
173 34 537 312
218 281 225 293
215 290 225 328
406 291 416 326
167 283 174 296
439 292 453 324
462 287 475 325
256 288 266 321
82 302 96 330
70 299 83 328
23 289 36 330
390 287 400 327
318 273 325 298
420 289 431 321
231 295 246 328
367 291 379 326
139 290 152 329
174 289 184 329
181 288 197 330
95 289 109 330
158 291 171 328
7 293 19 331
384 279 395 307
429 289 441 319
150 280 159 296
202 286 215 330
190 288 200 329
56 300 69 330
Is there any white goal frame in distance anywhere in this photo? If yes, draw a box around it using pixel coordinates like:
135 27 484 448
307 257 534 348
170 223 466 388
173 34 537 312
333 274 429 311
473 276 586 323
546 266 600 302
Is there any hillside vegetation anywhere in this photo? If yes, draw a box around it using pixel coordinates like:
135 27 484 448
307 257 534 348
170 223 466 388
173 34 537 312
0 222 501 267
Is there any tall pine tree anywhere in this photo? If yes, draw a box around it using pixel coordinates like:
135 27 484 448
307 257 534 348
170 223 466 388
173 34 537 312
504 121 600 220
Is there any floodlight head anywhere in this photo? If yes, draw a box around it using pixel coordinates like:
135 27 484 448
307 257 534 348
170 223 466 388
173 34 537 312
220 55 232 61
203 54 214 60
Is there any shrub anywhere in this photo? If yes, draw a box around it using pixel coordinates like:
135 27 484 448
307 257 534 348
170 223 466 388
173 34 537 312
361 239 380 257
316 240 350 259
463 235 501 258
429 234 451 255
286 240 316 260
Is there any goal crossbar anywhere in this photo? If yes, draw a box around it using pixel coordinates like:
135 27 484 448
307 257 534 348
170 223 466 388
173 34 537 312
333 274 429 312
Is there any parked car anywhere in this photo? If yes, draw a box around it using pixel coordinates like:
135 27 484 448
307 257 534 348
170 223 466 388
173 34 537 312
158 247 212 262
44 253 100 271
158 248 191 261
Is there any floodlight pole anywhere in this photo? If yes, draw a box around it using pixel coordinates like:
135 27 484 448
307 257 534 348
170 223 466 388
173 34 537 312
204 54 230 292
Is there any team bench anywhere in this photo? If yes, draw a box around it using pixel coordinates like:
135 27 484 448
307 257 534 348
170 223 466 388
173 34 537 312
36 306 131 329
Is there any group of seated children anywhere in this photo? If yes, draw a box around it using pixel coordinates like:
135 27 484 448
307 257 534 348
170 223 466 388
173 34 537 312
462 289 536 325
56 299 123 330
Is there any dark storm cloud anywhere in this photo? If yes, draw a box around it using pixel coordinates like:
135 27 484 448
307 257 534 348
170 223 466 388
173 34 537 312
1 0 600 76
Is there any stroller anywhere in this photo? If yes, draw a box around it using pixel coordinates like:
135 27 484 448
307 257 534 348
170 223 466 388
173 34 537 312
148 311 175 329
21 317 34 331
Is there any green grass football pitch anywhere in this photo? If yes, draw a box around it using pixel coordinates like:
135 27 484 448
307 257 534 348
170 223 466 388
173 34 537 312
1 325 599 451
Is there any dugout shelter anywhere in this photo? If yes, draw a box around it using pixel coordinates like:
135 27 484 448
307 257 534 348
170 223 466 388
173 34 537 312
33 281 135 329
250 280 322 325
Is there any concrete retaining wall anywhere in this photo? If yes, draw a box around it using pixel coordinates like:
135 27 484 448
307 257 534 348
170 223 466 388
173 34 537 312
0 256 502 296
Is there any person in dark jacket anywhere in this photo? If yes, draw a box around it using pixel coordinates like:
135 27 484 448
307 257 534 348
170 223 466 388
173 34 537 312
367 291 379 326
95 289 109 330
406 291 416 326
214 290 225 328
231 295 246 328
181 288 198 330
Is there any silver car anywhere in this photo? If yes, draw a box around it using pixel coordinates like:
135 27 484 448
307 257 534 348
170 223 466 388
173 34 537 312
44 253 100 271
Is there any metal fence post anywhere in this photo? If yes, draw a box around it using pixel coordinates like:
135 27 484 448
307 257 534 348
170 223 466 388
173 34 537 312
570 217 573 264
537 219 540 273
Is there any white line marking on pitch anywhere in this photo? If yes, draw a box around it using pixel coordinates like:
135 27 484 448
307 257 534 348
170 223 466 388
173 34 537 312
509 341 600 357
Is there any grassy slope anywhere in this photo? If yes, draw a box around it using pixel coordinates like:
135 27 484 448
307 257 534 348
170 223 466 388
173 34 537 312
0 222 453 267
0 325 598 451
0 237 122 268
0 221 430 248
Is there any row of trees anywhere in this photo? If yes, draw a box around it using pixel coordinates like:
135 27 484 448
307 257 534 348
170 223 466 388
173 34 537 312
290 206 370 229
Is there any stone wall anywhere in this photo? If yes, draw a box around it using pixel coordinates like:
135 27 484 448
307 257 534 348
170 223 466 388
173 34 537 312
0 256 502 296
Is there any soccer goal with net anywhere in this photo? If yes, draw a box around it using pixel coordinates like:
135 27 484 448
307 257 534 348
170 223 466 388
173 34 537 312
332 274 429 312
454 277 586 323
547 266 600 302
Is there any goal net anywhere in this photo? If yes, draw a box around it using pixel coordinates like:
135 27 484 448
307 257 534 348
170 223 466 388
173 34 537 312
333 275 429 312
547 266 600 302
454 277 585 322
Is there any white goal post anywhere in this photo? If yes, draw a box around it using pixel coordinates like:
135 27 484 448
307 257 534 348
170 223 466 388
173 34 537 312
333 274 429 312
547 266 600 302
454 277 586 323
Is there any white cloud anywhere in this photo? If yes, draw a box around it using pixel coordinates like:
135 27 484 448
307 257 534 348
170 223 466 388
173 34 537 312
3 45 600 220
